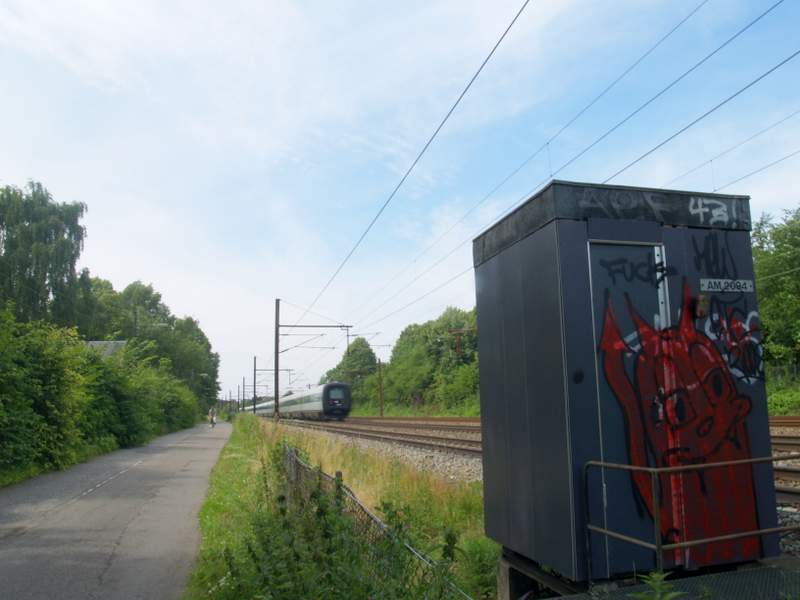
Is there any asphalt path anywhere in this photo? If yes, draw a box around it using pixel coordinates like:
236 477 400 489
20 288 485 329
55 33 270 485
0 422 231 600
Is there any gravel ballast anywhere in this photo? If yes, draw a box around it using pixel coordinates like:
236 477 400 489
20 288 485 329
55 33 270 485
286 424 484 483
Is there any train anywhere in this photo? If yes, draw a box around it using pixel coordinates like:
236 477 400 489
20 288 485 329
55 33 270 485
253 382 351 420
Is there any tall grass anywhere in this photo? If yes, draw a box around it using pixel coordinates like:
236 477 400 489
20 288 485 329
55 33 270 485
185 415 484 599
262 420 498 598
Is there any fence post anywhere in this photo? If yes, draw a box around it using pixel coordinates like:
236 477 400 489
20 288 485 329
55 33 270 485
651 471 663 572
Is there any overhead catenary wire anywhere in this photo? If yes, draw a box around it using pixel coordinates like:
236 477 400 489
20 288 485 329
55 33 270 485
353 171 545 329
663 106 800 187
289 0 786 383
287 0 532 331
280 299 346 325
714 147 800 192
356 48 800 357
347 0 711 322
279 334 327 354
360 267 473 330
348 0 779 328
519 0 786 198
355 43 800 325
603 47 800 183
759 265 800 282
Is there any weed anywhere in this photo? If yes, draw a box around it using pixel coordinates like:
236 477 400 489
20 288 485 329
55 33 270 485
185 415 469 599
627 571 685 600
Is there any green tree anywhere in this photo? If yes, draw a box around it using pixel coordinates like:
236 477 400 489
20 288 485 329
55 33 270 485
0 182 86 324
75 275 125 340
753 208 800 363
322 337 378 385
322 307 479 415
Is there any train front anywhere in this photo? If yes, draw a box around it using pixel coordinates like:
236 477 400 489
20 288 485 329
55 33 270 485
321 383 351 420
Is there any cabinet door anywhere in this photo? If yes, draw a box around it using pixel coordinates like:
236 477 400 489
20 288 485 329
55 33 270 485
589 242 670 576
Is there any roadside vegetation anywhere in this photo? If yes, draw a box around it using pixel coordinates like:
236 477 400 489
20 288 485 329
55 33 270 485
0 182 219 485
322 307 479 416
186 415 497 599
754 209 800 414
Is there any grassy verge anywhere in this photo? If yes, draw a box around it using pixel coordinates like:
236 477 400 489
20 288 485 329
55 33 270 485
183 415 266 599
0 463 44 488
186 415 498 599
0 421 204 490
0 436 122 488
768 378 800 415
261 420 498 598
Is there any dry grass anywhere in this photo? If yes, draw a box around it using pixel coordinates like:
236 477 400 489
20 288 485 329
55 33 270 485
258 420 498 598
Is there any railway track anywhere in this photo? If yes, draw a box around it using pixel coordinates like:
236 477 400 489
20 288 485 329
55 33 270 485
772 436 800 452
349 415 799 430
281 419 483 456
771 416 800 428
277 415 800 502
347 416 481 434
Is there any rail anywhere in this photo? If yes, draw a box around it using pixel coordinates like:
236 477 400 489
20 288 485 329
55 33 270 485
583 453 800 581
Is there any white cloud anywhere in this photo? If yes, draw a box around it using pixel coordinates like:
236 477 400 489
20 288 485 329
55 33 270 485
3 0 797 393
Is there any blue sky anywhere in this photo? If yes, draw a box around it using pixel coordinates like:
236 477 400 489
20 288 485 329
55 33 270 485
1 0 799 396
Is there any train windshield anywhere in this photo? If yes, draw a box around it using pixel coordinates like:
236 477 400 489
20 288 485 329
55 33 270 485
328 387 346 399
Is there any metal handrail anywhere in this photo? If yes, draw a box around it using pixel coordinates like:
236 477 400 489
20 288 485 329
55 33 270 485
583 453 800 581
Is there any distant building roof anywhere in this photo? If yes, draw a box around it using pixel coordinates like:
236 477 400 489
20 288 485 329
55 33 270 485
86 340 127 358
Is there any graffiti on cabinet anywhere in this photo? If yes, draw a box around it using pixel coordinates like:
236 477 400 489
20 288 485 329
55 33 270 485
599 282 760 566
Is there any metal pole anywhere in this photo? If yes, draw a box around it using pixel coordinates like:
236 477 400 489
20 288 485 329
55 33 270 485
242 376 245 413
584 464 593 585
378 359 384 417
651 471 663 572
274 298 280 418
253 356 257 414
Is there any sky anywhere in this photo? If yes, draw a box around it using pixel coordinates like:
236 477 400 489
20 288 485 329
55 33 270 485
2 0 799 398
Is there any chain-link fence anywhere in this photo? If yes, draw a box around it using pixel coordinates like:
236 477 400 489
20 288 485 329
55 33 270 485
283 445 472 599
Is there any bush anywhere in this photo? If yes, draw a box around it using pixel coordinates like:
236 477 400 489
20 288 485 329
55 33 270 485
0 309 44 471
768 379 800 415
192 421 462 600
0 308 203 486
15 320 86 469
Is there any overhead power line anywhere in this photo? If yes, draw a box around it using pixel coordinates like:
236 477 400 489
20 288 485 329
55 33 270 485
357 41 800 338
539 0 785 187
348 0 710 323
715 147 800 192
663 106 800 186
280 299 345 325
290 0 785 382
349 40 800 375
294 265 471 379
604 47 800 183
759 265 800 282
356 43 800 326
290 0 532 329
360 267 473 330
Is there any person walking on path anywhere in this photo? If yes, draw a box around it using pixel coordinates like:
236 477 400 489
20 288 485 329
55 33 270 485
207 407 217 428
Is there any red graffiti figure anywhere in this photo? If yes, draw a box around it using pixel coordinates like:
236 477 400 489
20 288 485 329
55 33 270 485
600 284 759 567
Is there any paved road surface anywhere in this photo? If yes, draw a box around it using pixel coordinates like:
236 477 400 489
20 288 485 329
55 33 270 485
0 423 231 600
